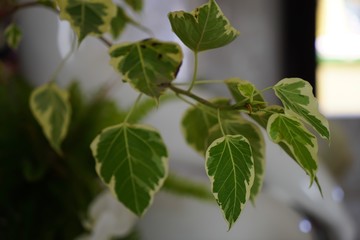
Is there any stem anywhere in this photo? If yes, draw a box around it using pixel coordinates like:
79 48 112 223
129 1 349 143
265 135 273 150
124 94 143 123
217 109 226 136
173 79 226 86
49 35 76 83
163 173 214 201
187 51 198 92
168 84 249 112
98 36 112 48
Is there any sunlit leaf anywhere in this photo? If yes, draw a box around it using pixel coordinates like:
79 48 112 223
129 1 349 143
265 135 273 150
181 98 231 155
273 78 330 140
207 116 265 203
168 0 239 52
30 83 71 154
90 123 168 216
4 23 22 50
109 39 183 99
58 0 116 43
206 135 254 229
267 113 318 184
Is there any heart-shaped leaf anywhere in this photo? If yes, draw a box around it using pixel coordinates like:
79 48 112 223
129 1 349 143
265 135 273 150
207 116 265 204
90 123 168 216
267 113 318 184
109 39 183 99
206 135 254 229
30 83 71 155
168 0 239 52
273 78 330 140
58 0 116 43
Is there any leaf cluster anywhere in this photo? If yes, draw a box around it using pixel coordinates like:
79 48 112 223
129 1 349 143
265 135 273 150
1 0 330 231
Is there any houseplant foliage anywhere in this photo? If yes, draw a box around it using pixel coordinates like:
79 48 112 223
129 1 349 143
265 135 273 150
1 0 330 232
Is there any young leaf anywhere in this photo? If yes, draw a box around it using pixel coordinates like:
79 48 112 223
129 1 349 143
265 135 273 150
168 0 239 52
206 135 254 229
181 99 230 155
30 83 71 155
124 0 143 12
90 123 168 216
250 105 284 129
109 39 183 99
207 117 265 203
267 113 318 184
4 23 22 50
226 78 266 110
273 78 330 140
58 0 116 43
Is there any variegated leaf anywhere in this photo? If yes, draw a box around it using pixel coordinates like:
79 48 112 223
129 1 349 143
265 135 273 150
30 83 71 154
267 113 318 184
206 135 254 229
57 0 116 43
273 78 330 140
109 39 183 99
90 123 168 216
168 0 239 52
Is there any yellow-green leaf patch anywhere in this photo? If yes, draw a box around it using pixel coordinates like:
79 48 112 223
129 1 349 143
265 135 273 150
109 39 183 99
90 123 168 216
168 0 239 52
30 83 71 154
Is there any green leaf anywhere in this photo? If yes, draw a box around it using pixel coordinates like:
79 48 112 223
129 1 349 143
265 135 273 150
58 0 116 43
267 113 318 184
4 23 22 50
206 135 254 229
110 6 130 39
181 99 230 155
109 39 183 99
124 0 143 12
30 83 71 154
226 78 266 110
273 78 330 140
168 0 239 52
90 123 168 216
207 116 265 203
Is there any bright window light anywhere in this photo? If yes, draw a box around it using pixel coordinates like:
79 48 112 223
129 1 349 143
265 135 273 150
316 0 360 117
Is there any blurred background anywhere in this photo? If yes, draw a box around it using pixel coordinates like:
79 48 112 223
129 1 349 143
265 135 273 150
1 0 360 239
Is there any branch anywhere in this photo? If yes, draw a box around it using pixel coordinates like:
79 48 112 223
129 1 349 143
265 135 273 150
168 84 249 112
